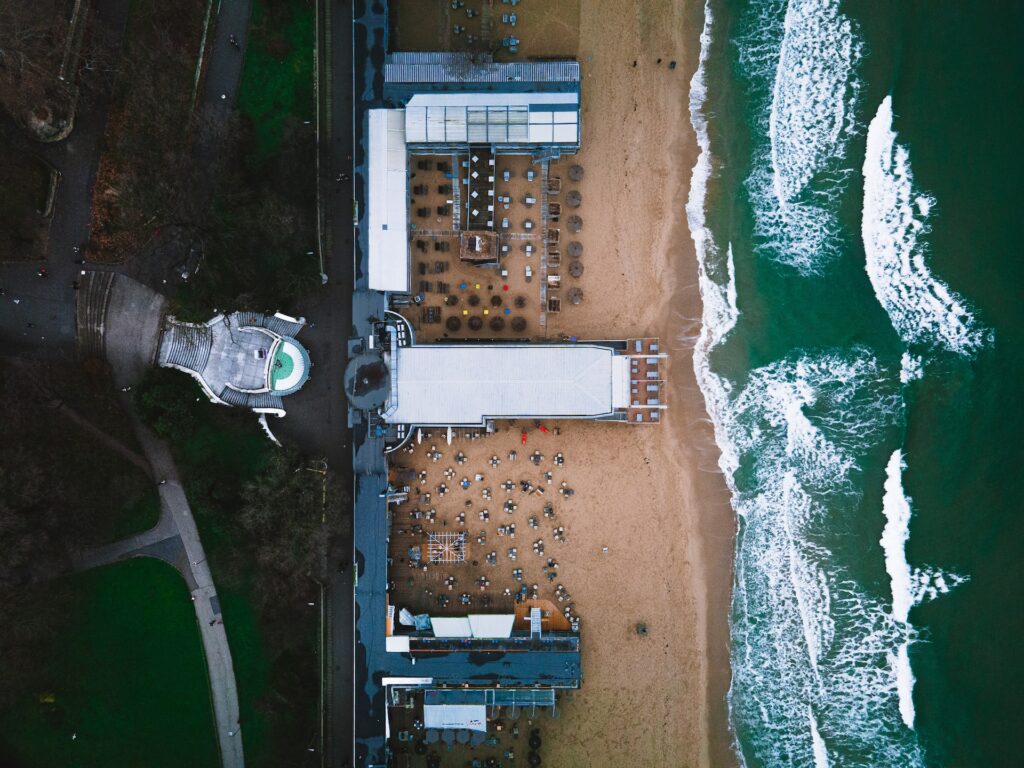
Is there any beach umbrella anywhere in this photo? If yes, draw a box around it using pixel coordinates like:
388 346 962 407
569 164 584 181
567 215 583 233
567 241 583 258
446 316 462 332
511 316 528 332
569 260 584 278
568 287 584 305
567 190 582 208
489 316 506 332
468 316 483 330
514 295 527 308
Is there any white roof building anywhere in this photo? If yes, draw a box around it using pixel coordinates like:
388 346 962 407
382 343 632 426
367 109 410 293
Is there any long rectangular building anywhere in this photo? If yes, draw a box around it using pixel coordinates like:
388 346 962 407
382 342 631 426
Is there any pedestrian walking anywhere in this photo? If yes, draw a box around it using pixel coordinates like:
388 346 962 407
158 479 167 485
209 619 216 626
37 266 48 278
72 245 80 253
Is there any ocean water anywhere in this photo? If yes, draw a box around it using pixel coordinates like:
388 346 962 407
687 1 1024 765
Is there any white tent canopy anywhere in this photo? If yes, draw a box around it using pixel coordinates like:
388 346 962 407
430 616 473 638
467 614 515 639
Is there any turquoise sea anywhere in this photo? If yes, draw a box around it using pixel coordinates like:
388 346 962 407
687 1 1024 765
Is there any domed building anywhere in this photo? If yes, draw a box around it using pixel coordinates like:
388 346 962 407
157 311 311 417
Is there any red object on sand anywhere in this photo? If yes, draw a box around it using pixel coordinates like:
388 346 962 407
521 430 527 445
537 424 550 434
503 284 509 291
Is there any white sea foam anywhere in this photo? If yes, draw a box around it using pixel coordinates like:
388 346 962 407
862 96 990 355
881 450 916 727
808 707 829 768
744 0 863 273
899 352 923 384
688 0 741 487
881 450 914 624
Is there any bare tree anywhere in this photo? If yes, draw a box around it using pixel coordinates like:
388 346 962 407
0 0 71 131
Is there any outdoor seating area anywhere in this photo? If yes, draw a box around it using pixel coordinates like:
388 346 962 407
387 686 558 768
387 425 580 628
404 154 549 341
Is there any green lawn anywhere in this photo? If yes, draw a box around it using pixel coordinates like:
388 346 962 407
238 0 315 161
0 559 219 768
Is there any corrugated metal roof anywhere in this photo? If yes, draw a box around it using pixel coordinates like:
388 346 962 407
385 52 579 84
367 110 410 293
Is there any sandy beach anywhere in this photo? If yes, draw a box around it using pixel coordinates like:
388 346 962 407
393 1 736 765
539 2 736 766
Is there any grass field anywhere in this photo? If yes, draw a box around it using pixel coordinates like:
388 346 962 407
238 0 315 161
0 559 218 768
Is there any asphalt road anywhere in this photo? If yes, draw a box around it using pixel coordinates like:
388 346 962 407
269 0 356 765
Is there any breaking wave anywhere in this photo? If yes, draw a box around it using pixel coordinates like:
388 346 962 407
880 450 968 730
725 351 926 767
741 0 863 274
862 96 990 356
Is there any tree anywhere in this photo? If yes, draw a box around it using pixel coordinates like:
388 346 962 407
0 0 69 129
134 366 203 438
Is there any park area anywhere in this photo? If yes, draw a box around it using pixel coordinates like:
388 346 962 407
0 559 219 768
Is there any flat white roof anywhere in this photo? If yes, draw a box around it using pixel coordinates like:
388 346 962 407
368 109 410 293
423 704 487 732
384 344 619 426
405 92 579 146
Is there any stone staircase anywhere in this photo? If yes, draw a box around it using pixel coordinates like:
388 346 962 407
159 322 213 373
75 271 114 358
218 385 284 411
